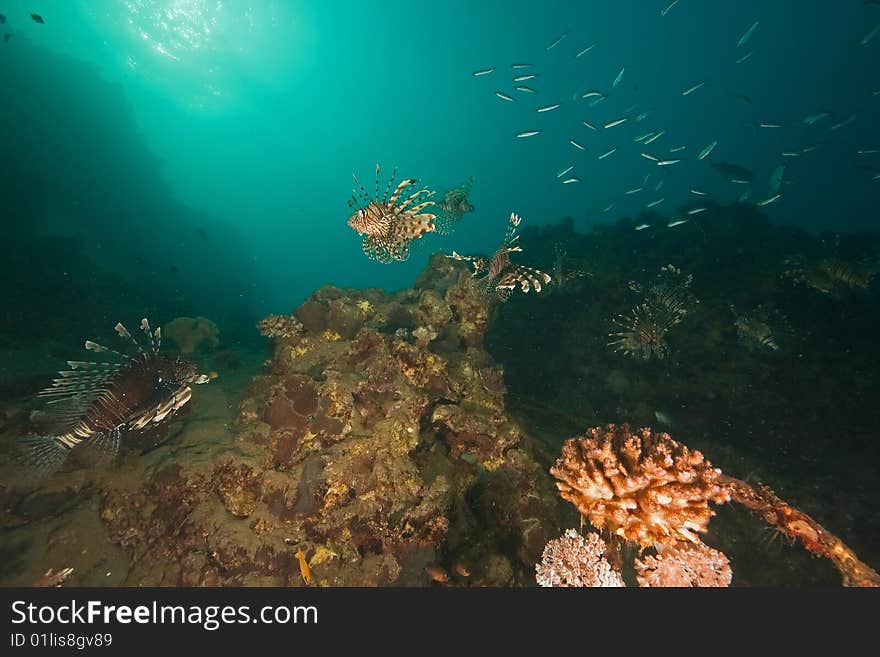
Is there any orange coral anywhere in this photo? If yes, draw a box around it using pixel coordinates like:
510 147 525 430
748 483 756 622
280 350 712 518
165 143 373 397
635 542 732 587
550 425 730 547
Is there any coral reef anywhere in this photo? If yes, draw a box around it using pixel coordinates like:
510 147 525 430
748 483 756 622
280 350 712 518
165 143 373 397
551 425 730 546
162 316 220 354
257 314 303 341
635 543 732 587
535 529 624 587
81 254 565 586
550 424 880 587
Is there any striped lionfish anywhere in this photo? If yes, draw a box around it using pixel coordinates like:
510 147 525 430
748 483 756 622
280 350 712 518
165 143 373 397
20 319 209 476
347 164 437 263
446 212 551 301
434 177 475 235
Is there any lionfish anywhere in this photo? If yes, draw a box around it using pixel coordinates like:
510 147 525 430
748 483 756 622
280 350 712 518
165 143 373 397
19 319 209 476
446 212 551 301
609 265 692 360
434 177 475 235
347 164 437 263
732 305 790 353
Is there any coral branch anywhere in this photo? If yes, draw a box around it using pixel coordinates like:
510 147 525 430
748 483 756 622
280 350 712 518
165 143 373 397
718 475 880 587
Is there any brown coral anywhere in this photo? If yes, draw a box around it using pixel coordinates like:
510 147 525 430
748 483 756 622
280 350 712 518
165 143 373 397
550 425 730 547
635 542 732 587
163 316 220 353
535 529 624 587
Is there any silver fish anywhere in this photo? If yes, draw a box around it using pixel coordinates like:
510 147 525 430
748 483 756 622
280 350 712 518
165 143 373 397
803 112 831 126
644 130 665 145
598 148 616 159
698 140 718 160
557 165 575 178
667 219 689 227
625 187 643 195
737 20 759 48
736 50 753 64
604 117 628 129
682 80 707 96
537 103 561 112
516 130 542 138
582 121 597 130
511 63 533 69
495 91 515 102
860 22 880 46
513 74 538 82
688 206 708 214
657 159 681 166
472 67 495 76
660 0 679 16
612 68 625 88
547 33 567 50
646 198 665 208
669 145 687 153
570 139 586 150
759 122 783 129
641 153 659 161
516 86 537 93
690 189 708 196
581 90 605 100
829 114 856 131
756 194 781 206
576 42 598 58
635 223 651 231
562 177 581 184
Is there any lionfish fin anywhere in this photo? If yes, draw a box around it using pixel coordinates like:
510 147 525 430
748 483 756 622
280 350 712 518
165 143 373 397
394 187 433 213
503 213 522 246
140 319 153 352
387 179 416 208
396 216 435 240
380 166 398 203
16 435 71 477
497 265 551 294
115 322 145 357
78 427 122 465
84 340 133 362
352 173 371 207
362 235 408 263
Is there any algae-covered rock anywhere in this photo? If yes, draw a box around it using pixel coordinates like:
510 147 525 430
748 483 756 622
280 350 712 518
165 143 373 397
89 255 567 586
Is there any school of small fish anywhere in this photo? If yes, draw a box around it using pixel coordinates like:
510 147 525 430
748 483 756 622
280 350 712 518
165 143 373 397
468 3 879 222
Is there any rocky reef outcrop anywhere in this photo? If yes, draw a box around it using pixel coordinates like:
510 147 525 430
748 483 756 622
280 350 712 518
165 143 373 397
96 254 566 586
